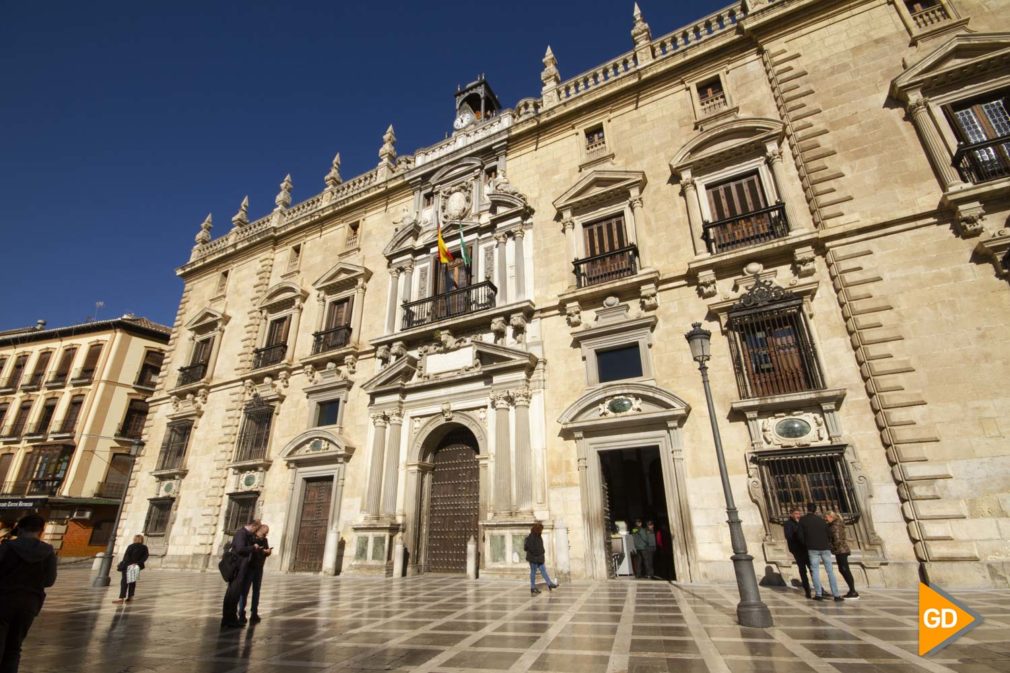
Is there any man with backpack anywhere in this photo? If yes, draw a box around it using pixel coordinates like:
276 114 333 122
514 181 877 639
220 518 260 629
0 514 58 672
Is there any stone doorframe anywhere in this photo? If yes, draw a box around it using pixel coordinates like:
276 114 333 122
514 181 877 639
559 383 697 581
277 429 354 575
405 413 488 575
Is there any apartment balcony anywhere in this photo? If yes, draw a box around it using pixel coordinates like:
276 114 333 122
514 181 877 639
574 245 639 288
22 421 54 442
252 344 287 370
45 372 69 389
176 363 207 387
699 91 729 117
70 367 96 386
312 326 352 355
20 373 44 392
703 203 790 255
953 135 1010 185
401 281 498 330
95 480 127 499
0 478 63 497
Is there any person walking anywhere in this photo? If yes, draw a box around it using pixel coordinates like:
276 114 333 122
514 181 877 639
798 503 843 602
113 535 150 604
0 514 58 673
825 511 859 599
634 520 658 579
524 523 558 595
238 524 272 624
221 519 260 629
783 507 812 599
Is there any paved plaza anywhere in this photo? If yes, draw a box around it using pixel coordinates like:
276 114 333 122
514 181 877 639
20 568 1010 673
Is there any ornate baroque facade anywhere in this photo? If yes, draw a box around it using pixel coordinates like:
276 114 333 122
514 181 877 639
119 0 1010 588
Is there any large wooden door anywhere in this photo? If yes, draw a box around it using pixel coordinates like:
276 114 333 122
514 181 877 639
425 434 479 573
292 477 333 572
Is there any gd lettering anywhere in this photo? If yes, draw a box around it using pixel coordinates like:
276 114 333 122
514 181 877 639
922 608 958 629
918 583 982 656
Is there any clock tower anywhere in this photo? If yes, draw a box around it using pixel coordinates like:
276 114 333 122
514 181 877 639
453 74 501 131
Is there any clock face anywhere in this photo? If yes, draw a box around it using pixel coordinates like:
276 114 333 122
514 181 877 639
453 110 475 130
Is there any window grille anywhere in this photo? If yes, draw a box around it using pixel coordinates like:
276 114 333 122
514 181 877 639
144 498 173 536
225 493 259 534
753 447 859 524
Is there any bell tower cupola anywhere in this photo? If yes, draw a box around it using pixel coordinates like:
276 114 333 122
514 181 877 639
453 74 501 131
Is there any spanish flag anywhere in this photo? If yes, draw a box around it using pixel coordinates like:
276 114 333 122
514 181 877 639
437 221 454 264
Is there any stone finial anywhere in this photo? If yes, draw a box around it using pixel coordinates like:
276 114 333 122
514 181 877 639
325 152 342 188
379 125 397 164
541 46 560 88
631 3 653 63
274 174 293 211
231 196 249 228
194 213 213 245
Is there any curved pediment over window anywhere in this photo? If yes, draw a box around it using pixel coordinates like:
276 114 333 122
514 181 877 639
382 219 422 258
428 156 483 185
670 117 784 173
313 262 371 295
279 428 355 466
553 169 646 214
185 307 229 332
558 382 690 433
259 281 308 310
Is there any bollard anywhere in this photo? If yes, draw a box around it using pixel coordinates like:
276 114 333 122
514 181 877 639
91 552 107 574
392 533 405 578
466 535 477 579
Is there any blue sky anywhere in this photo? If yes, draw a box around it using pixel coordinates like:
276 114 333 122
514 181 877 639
0 0 728 330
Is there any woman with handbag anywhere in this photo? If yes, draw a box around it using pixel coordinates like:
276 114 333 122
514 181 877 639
113 534 149 604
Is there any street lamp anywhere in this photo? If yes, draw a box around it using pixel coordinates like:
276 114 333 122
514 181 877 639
92 439 144 588
685 322 773 628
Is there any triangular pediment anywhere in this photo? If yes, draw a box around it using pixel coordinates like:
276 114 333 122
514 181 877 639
185 307 228 331
362 354 418 392
671 117 783 172
553 169 646 213
313 262 371 293
893 33 1010 94
471 341 538 370
383 220 422 258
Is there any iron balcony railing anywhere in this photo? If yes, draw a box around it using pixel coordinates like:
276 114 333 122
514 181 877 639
952 134 1010 185
1 422 27 440
312 325 352 354
1 478 64 497
176 363 207 387
45 372 69 389
96 480 128 499
573 245 639 288
50 417 77 436
20 372 45 392
401 280 498 329
703 202 790 254
70 367 96 385
252 343 287 369
23 420 55 440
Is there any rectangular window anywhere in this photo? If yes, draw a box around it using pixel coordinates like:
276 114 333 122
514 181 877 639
287 244 302 272
729 303 824 398
25 351 52 389
597 344 644 383
191 336 214 366
0 404 8 431
433 244 476 294
345 221 360 246
58 395 85 434
265 316 290 347
949 89 1010 184
316 400 341 427
19 446 72 496
99 453 133 499
157 421 193 471
754 447 859 523
0 453 13 487
49 347 77 386
324 297 354 330
584 124 606 151
3 354 29 390
697 76 727 115
28 398 58 436
577 214 636 287
224 493 259 534
235 403 274 462
119 399 149 439
707 171 767 221
136 350 164 388
144 499 174 536
217 270 229 293
0 357 7 378
9 401 33 437
74 344 104 383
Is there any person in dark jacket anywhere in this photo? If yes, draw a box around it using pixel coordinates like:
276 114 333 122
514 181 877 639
524 522 558 595
0 514 58 673
633 520 659 579
238 524 273 624
798 503 843 602
825 511 859 599
113 534 150 604
221 519 261 628
783 508 812 598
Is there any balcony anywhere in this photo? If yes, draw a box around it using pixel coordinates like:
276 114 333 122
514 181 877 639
49 418 76 437
312 325 352 355
45 372 69 389
402 280 498 329
70 367 96 386
20 372 45 392
910 2 950 30
95 480 128 499
703 203 790 255
952 135 1010 185
0 377 20 394
699 91 729 117
176 363 207 387
574 245 639 288
0 424 24 441
0 478 63 497
252 343 287 370
23 420 54 442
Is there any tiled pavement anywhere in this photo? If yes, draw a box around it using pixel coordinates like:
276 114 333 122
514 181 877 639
20 567 1009 673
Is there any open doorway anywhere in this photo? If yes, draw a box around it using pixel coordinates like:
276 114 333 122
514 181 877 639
600 446 675 580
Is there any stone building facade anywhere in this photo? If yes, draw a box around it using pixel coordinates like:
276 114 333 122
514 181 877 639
118 0 1010 588
0 316 169 555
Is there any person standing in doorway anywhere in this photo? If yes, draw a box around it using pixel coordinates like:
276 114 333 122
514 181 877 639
113 535 149 604
825 511 859 599
524 523 558 595
0 514 58 673
784 508 812 599
238 524 272 624
630 519 644 577
798 504 843 602
634 520 658 579
221 519 260 629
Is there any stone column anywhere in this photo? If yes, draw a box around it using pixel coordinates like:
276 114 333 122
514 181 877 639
513 229 526 299
381 410 404 518
678 172 706 256
561 218 578 286
512 387 533 512
908 93 961 190
363 413 387 517
384 268 401 334
400 262 414 305
495 233 508 305
491 390 512 514
766 146 809 231
352 280 366 345
629 197 645 267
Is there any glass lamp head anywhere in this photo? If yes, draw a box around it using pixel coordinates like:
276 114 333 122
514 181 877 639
685 322 712 363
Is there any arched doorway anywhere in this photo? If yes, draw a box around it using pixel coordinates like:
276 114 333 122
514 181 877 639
423 428 479 573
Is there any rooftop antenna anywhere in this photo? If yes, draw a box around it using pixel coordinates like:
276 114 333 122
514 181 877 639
93 300 104 322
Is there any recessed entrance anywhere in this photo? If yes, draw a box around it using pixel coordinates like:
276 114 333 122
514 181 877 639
600 446 675 580
424 428 479 574
291 476 332 572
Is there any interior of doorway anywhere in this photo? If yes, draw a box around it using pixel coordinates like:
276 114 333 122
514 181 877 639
600 446 675 580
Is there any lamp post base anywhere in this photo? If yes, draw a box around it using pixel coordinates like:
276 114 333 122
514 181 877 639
92 555 114 588
736 600 774 628
92 575 112 588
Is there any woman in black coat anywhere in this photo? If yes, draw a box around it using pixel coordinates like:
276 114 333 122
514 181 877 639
113 534 149 603
524 523 558 595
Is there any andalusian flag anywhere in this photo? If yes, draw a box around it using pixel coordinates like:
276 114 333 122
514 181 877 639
437 220 453 264
457 222 471 266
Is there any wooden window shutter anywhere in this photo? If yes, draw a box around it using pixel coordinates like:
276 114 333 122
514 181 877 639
192 337 214 365
82 344 103 371
266 316 291 346
56 348 77 375
707 172 767 221
582 214 627 257
32 352 53 376
325 297 354 330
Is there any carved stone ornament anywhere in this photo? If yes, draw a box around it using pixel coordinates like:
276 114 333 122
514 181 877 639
376 344 391 364
441 401 453 421
490 316 507 343
194 214 213 246
390 341 407 359
792 245 816 278
490 389 512 409
433 329 465 352
343 354 358 375
598 395 643 417
231 196 249 229
512 386 532 406
758 411 827 449
509 313 528 343
302 364 317 383
440 182 473 222
955 206 985 238
565 301 582 327
490 169 526 202
736 276 797 309
640 283 658 311
697 269 718 298
274 174 293 211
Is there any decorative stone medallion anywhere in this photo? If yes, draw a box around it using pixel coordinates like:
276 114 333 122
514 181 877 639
440 183 472 221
